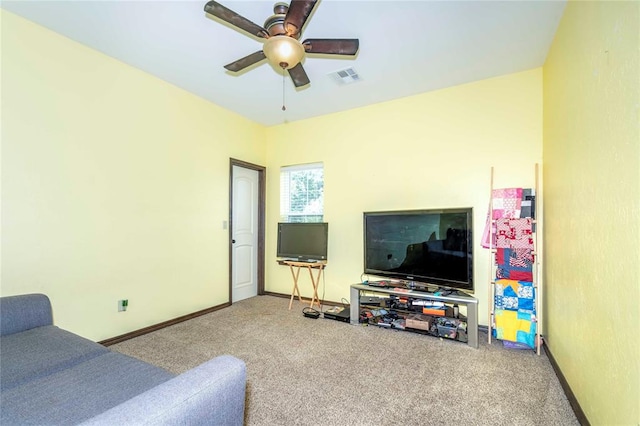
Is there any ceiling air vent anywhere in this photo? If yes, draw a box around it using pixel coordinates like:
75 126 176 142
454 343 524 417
330 67 361 85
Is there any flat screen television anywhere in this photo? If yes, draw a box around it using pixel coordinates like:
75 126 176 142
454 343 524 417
363 208 473 293
277 222 328 262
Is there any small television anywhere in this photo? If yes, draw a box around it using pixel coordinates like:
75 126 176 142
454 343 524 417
363 208 473 293
277 222 328 262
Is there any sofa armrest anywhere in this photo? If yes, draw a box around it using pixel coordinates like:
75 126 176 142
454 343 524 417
79 355 247 426
0 294 53 336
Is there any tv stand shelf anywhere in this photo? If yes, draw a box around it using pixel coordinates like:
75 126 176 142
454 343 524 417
350 284 478 348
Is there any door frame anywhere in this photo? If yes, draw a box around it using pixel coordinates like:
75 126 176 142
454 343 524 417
229 158 266 303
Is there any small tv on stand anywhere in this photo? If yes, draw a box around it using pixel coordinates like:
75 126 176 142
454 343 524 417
277 222 328 262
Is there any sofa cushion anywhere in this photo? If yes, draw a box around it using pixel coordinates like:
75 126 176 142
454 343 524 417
0 294 53 336
1 351 175 425
0 326 109 391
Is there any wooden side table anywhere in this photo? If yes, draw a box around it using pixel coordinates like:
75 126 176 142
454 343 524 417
282 260 327 310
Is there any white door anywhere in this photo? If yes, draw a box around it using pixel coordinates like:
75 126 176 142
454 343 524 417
231 165 259 302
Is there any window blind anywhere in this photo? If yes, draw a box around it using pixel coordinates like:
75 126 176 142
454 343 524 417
280 162 324 223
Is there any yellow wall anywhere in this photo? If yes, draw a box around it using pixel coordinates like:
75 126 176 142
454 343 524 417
265 69 543 325
543 1 639 424
1 11 266 341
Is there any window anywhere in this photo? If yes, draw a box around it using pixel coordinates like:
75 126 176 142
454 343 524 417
280 163 324 223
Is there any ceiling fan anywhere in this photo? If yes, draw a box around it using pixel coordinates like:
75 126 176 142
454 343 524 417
203 0 359 87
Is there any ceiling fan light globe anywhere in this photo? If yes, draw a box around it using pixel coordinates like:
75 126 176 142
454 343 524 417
263 35 305 70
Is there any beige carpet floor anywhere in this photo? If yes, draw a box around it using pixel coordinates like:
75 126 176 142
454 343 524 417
111 295 578 426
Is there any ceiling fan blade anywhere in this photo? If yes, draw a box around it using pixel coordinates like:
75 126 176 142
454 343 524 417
224 51 266 72
288 63 310 87
204 1 269 39
284 0 318 37
302 39 359 55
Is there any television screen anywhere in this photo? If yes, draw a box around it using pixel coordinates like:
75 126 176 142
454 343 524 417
363 209 473 292
277 222 328 262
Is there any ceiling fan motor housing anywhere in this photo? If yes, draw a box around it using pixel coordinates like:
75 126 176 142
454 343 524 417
264 3 298 38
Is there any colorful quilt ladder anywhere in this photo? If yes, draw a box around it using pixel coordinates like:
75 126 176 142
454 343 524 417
487 165 541 354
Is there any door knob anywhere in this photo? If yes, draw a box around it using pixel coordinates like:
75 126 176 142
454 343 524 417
232 239 236 244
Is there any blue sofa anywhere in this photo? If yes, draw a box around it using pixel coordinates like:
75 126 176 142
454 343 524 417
0 293 246 425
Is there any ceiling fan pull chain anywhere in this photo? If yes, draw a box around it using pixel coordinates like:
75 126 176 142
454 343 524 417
282 68 287 111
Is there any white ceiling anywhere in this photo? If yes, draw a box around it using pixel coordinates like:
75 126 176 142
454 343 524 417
2 0 566 127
